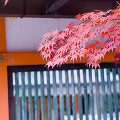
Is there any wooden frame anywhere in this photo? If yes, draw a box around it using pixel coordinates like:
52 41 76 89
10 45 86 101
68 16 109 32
7 63 120 120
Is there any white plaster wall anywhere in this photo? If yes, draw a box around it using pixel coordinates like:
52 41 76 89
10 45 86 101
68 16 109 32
5 17 74 53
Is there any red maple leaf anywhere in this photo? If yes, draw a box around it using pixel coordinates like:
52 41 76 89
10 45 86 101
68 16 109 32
38 6 120 68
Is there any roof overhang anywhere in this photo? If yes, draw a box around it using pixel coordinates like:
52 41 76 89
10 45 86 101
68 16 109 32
0 0 119 18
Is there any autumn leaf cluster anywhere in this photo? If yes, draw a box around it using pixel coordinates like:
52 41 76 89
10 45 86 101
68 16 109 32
38 6 120 68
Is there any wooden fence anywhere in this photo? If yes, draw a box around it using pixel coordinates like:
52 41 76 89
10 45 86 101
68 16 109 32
12 68 120 120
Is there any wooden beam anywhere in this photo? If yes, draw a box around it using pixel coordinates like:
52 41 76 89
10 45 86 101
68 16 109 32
0 14 74 18
0 51 115 66
47 0 69 13
1 53 47 66
0 17 6 52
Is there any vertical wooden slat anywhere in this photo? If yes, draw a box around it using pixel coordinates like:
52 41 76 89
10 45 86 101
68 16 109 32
107 69 113 120
89 69 95 120
118 68 120 106
118 68 120 94
34 72 40 120
83 70 89 120
112 69 119 120
59 70 64 120
53 71 58 120
118 68 120 118
71 70 77 120
28 72 33 120
46 71 52 120
101 69 107 120
21 72 27 120
15 72 21 120
40 71 46 120
77 70 83 120
95 69 101 120
65 70 70 120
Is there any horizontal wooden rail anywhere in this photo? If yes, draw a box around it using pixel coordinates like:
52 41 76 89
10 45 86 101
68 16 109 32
0 51 115 66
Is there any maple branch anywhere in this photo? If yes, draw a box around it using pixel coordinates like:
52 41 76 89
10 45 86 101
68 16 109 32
117 1 120 5
39 6 120 68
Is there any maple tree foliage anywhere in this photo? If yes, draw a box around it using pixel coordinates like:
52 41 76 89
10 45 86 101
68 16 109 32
38 6 120 68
